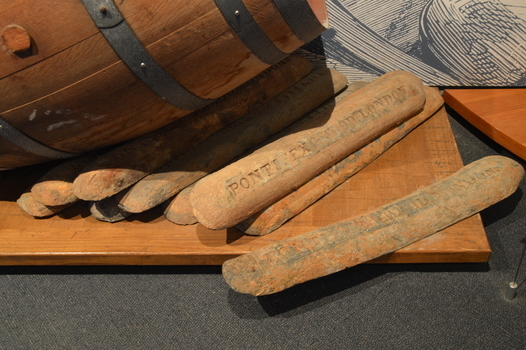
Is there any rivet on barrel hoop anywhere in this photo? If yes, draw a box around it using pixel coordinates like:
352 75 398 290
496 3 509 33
81 0 214 111
215 0 288 66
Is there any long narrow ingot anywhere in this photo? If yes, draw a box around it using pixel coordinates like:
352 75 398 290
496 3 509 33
237 86 444 235
118 68 348 213
72 55 314 201
223 156 524 296
191 70 426 230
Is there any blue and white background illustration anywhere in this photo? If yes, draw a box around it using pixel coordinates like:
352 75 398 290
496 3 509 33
298 0 526 86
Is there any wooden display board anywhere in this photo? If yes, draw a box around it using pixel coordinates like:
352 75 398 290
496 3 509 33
0 107 490 265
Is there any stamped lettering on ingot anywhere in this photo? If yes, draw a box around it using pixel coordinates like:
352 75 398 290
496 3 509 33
227 159 282 197
224 84 411 200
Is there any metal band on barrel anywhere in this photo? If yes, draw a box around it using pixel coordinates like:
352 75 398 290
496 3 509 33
214 0 288 65
0 116 80 160
81 0 214 111
272 0 326 44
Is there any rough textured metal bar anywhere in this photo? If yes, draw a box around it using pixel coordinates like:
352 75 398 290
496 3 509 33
223 155 525 296
31 153 101 206
72 55 313 201
237 86 444 236
90 196 131 223
190 71 426 230
163 184 198 225
81 0 213 111
214 0 288 65
17 192 76 218
117 68 348 213
272 0 327 43
0 116 79 160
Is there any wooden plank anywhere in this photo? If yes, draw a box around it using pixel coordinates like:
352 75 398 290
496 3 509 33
444 89 526 160
0 107 491 265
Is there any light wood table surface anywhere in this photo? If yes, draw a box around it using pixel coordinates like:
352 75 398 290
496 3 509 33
444 89 526 160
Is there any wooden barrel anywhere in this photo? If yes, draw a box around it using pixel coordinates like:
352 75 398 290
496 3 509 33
0 0 328 169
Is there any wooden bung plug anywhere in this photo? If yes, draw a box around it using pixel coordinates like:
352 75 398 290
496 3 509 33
1 25 32 53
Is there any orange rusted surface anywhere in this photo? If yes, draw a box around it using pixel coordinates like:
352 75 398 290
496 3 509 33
191 70 427 230
237 86 444 235
16 192 74 218
117 68 348 214
30 153 99 206
223 156 524 296
71 56 313 201
164 184 198 225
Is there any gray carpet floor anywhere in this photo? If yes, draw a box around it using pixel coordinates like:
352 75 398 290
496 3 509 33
1 108 525 349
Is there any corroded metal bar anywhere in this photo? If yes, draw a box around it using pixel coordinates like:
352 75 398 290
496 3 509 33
191 70 426 230
236 86 444 235
31 153 101 206
89 196 131 223
72 55 313 201
163 184 198 225
17 192 76 218
117 68 348 213
223 156 524 296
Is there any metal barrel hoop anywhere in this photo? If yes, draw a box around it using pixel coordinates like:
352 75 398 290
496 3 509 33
81 0 215 111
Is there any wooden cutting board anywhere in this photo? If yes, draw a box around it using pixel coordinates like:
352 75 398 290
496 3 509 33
444 89 526 160
0 107 490 265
